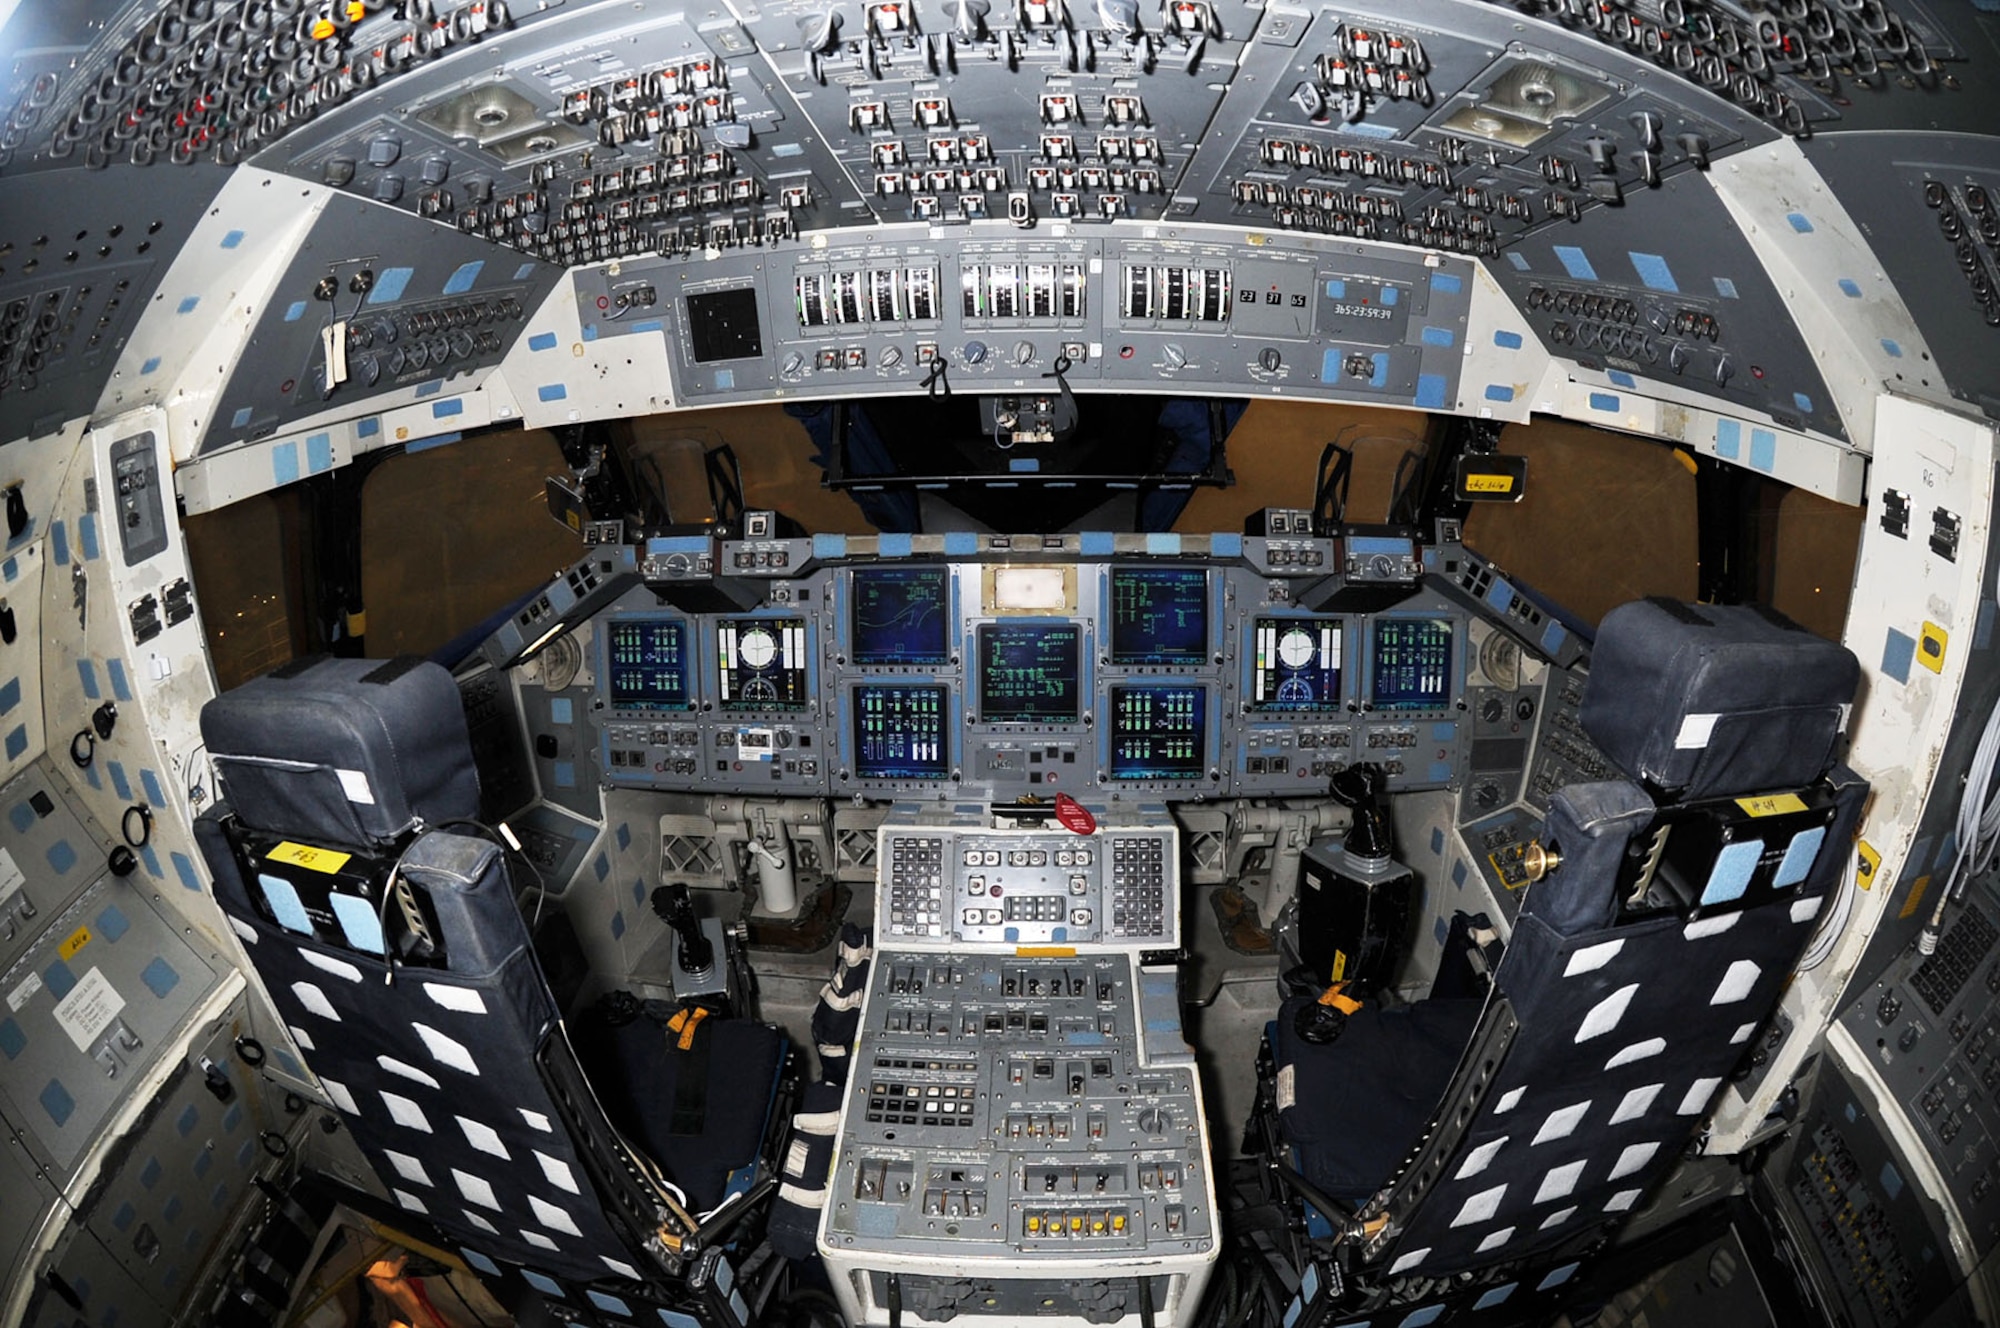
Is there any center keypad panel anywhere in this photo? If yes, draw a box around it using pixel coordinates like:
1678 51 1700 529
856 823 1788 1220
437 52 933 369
879 822 1178 950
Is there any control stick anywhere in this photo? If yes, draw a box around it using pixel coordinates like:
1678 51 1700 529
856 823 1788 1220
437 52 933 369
651 882 714 976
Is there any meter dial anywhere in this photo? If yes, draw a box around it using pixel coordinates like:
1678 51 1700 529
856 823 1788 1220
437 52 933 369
738 627 779 669
1277 626 1317 668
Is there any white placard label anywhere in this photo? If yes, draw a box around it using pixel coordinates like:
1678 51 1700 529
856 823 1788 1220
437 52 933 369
0 847 22 905
53 967 127 1052
1674 712 1719 749
7 971 41 1012
336 768 376 805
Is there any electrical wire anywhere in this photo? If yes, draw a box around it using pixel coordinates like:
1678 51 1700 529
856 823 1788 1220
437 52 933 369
1921 686 2000 954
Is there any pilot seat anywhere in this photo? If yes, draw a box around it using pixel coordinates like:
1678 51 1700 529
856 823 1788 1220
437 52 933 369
193 654 796 1326
1249 598 1868 1323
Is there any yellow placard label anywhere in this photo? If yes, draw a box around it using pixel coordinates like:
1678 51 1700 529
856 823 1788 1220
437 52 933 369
1901 873 1932 921
1855 839 1881 890
59 927 91 960
1330 949 1348 982
1735 792 1807 818
1016 946 1076 958
1463 473 1516 494
1918 621 1948 675
268 841 353 874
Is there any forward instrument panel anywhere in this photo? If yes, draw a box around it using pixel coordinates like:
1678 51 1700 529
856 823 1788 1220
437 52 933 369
559 529 1551 804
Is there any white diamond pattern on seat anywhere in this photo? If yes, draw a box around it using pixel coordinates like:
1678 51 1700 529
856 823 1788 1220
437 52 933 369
1731 1022 1757 1044
1538 1206 1576 1231
379 1055 442 1089
1476 1227 1515 1254
1607 1142 1659 1181
289 1024 316 1052
535 1150 581 1195
1710 959 1760 1004
381 1091 433 1132
1389 1248 1431 1275
394 1189 428 1213
1608 1083 1663 1125
292 981 340 1020
1682 914 1738 940
301 949 364 982
529 1195 584 1237
1574 984 1638 1042
1531 1101 1591 1146
1451 1184 1508 1228
453 1169 501 1210
519 1108 553 1133
1791 897 1822 924
423 982 488 1014
601 1257 641 1279
414 1023 481 1075
1604 1037 1665 1069
321 1078 359 1115
1677 1076 1723 1115
1564 940 1624 976
386 1150 432 1186
1605 1188 1643 1213
1455 1136 1510 1181
1494 1087 1525 1114
519 1229 558 1252
1533 1160 1586 1205
464 1210 497 1234
458 1116 510 1159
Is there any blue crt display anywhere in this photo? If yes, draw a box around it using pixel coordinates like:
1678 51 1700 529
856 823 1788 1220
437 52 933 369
854 685 949 779
1109 567 1207 664
978 622 1081 722
1109 684 1206 779
1250 617 1343 711
852 566 950 666
1370 618 1454 711
606 619 693 710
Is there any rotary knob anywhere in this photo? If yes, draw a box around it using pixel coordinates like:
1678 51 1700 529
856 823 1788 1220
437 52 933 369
1014 339 1035 365
1259 347 1282 372
782 352 806 375
1162 343 1187 369
964 340 989 364
880 346 904 368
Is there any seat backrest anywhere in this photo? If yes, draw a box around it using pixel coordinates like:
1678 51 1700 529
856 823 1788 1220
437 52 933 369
200 818 687 1290
1358 600 1866 1282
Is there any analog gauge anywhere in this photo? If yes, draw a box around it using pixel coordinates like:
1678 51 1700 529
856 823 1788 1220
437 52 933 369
739 627 778 669
1478 629 1523 691
537 632 582 691
741 677 778 703
1276 677 1314 706
1277 626 1317 668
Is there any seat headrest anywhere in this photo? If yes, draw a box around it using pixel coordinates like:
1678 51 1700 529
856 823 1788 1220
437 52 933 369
201 654 480 847
1579 599 1860 802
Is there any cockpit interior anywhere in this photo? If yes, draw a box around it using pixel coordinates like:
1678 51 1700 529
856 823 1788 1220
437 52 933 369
1 0 1998 1324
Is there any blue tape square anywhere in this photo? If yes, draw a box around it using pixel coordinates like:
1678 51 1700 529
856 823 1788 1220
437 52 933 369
1553 246 1598 281
432 398 464 418
1775 826 1826 888
48 840 77 874
414 379 444 399
77 658 99 699
1882 628 1916 684
1838 278 1862 299
880 533 914 557
142 768 165 805
1715 419 1742 460
1380 286 1399 307
367 266 414 305
1325 279 1347 299
358 417 379 438
1484 384 1515 402
462 1249 501 1276
553 760 575 788
1792 392 1813 414
1493 330 1523 349
615 820 631 850
1702 840 1763 905
284 301 308 322
611 910 626 940
1145 533 1182 554
176 295 200 315
141 846 160 878
8 801 31 832
1750 428 1777 472
272 442 301 486
443 260 484 295
6 725 26 761
1608 370 1636 389
109 761 132 801
552 697 575 726
96 904 131 943
512 262 537 281
177 1103 201 1137
1419 326 1455 347
1400 1307 1446 1328
523 1270 564 1296
1786 212 1814 233
41 1079 74 1126
0 678 17 715
43 958 76 999
141 957 181 998
107 658 130 701
1369 353 1389 388
173 852 201 892
141 1156 162 1189
307 433 333 473
52 519 68 566
1474 1284 1517 1310
1414 374 1447 408
230 407 253 429
538 383 568 401
0 1018 23 1059
594 852 610 881
141 357 161 376
1429 272 1462 295
528 332 558 352
1589 392 1619 412
945 530 979 554
220 229 244 249
1506 252 1530 270
1628 252 1679 292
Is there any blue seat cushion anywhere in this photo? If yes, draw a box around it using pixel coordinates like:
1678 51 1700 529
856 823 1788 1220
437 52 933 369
1272 995 1485 1206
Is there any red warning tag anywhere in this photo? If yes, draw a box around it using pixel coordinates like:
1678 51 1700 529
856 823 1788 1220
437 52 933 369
1054 793 1096 836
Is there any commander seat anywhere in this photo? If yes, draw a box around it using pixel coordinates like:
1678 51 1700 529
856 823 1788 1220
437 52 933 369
1252 598 1868 1324
194 654 792 1326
